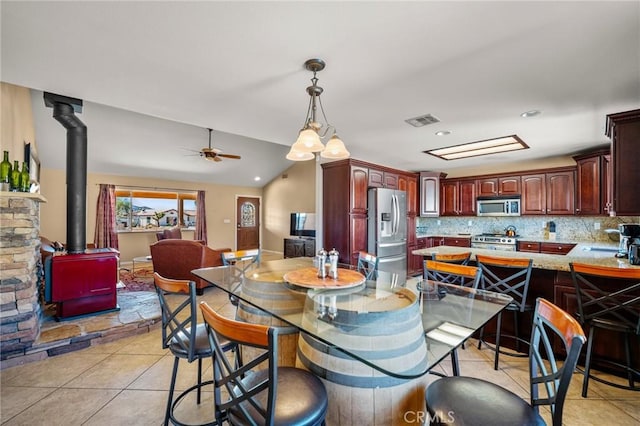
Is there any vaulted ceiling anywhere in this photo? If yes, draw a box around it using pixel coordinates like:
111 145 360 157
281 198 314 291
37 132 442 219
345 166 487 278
3 1 638 187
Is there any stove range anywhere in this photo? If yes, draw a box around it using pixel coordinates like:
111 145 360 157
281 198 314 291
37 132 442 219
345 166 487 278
471 234 518 251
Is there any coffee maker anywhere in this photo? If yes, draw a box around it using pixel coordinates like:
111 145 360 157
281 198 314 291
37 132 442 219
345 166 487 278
616 223 640 258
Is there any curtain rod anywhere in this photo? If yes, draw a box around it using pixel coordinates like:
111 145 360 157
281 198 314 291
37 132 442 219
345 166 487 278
97 184 203 193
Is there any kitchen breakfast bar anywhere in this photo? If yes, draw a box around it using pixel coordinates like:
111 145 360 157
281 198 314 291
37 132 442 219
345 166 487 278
413 242 640 387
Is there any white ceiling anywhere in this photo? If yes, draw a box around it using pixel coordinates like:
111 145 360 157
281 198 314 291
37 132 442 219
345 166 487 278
3 1 639 187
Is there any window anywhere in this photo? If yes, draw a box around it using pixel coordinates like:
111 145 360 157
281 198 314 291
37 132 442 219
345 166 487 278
115 189 197 232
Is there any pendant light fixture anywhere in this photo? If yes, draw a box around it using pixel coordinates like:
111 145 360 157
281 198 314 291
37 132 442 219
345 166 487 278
286 58 350 161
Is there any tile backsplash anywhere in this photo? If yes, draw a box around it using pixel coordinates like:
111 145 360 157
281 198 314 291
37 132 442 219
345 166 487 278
416 216 640 243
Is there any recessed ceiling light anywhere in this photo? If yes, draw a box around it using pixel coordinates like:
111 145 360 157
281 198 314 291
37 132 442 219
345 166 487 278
424 134 529 160
254 176 261 181
520 110 541 118
435 130 451 136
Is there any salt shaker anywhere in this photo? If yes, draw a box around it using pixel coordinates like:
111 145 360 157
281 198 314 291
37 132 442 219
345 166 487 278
317 248 327 278
328 248 339 279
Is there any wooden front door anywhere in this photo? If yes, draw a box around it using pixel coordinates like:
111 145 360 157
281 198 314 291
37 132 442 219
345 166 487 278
236 196 260 250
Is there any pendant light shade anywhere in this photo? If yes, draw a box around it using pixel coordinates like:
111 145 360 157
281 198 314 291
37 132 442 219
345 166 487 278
293 127 324 152
287 58 350 162
320 134 350 159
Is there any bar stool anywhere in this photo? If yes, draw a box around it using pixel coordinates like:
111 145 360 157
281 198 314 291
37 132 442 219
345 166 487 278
432 251 471 266
154 273 236 426
425 298 586 426
570 262 640 397
423 260 482 376
200 301 328 425
475 254 534 370
356 251 378 280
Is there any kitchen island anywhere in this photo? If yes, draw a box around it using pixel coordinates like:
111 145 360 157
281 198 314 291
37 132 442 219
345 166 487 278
413 242 639 380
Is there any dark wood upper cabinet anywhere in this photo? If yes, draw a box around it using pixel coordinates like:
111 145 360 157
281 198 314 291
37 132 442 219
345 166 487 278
419 172 444 217
521 174 546 215
606 109 640 216
440 179 475 216
546 170 575 215
522 169 575 215
476 176 520 196
399 173 419 216
368 168 398 189
498 176 521 195
573 148 611 215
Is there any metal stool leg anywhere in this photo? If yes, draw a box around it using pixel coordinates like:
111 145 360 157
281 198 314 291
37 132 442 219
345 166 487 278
451 349 460 376
166 356 180 426
197 357 203 404
513 310 521 353
494 312 502 371
624 332 634 389
582 326 596 398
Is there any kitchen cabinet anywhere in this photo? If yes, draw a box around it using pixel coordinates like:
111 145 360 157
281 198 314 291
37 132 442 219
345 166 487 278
368 169 398 189
322 160 368 266
517 241 541 253
574 149 611 215
516 240 575 255
284 238 316 258
441 179 476 216
441 236 471 247
409 236 430 276
521 168 575 215
476 176 521 197
606 109 640 215
398 173 419 216
322 159 414 268
419 172 444 217
539 242 575 255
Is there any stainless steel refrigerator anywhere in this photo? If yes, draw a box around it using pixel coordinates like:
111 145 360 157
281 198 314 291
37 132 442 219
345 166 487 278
367 188 407 284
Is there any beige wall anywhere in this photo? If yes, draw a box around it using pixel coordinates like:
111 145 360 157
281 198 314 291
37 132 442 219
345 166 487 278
39 168 262 261
1 82 37 164
443 155 579 178
262 161 316 254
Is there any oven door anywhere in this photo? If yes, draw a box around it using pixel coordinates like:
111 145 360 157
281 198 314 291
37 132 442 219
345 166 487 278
470 242 516 252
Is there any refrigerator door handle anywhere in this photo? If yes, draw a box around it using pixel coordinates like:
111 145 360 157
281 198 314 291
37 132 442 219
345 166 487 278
392 194 399 236
378 254 407 263
378 241 407 248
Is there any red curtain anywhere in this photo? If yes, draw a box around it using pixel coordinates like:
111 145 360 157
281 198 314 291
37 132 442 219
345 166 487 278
195 190 208 244
94 184 119 249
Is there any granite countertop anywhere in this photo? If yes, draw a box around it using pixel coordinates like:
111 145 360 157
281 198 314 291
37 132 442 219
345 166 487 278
412 242 638 271
416 234 472 239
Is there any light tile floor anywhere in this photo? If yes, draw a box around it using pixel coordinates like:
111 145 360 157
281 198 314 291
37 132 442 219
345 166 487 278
2 261 639 425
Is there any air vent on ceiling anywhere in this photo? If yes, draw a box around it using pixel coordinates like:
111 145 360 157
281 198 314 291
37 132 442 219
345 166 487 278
405 114 440 127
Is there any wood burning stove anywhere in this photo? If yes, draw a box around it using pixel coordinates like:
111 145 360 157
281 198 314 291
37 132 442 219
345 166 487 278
43 93 120 320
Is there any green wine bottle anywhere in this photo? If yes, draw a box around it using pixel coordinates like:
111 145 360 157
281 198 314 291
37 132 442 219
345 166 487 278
20 162 30 192
0 151 11 184
10 160 20 191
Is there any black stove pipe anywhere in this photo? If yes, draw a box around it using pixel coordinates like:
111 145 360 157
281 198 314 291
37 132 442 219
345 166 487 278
45 93 87 254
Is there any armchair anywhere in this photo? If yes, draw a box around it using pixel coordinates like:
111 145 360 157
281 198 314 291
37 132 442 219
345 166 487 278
150 239 231 294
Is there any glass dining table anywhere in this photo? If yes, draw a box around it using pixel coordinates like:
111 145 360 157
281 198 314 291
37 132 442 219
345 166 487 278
192 257 513 380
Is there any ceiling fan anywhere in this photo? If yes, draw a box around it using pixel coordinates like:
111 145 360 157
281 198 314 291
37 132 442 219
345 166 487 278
199 128 241 162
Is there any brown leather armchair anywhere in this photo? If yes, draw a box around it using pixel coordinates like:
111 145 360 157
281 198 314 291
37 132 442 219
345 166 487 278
150 240 231 294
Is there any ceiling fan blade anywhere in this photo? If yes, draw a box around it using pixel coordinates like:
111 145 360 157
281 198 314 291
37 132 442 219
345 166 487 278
213 156 223 162
217 154 241 160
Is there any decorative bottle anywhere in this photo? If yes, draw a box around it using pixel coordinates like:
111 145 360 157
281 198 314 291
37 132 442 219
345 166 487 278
10 160 20 191
0 151 11 185
20 162 30 192
317 248 327 278
328 248 339 279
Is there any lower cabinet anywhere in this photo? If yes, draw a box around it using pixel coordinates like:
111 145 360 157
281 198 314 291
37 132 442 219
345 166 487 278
409 237 430 277
284 238 316 258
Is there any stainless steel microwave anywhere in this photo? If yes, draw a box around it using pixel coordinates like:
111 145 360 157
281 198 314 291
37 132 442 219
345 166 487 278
477 197 521 217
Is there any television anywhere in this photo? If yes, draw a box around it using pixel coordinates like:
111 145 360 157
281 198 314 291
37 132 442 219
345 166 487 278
290 212 316 238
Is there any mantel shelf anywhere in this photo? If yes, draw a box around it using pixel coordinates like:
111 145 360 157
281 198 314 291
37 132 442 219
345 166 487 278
0 191 47 202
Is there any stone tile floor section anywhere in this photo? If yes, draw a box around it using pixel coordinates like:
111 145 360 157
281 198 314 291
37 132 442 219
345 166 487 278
1 249 638 425
2 283 639 425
